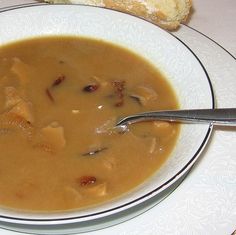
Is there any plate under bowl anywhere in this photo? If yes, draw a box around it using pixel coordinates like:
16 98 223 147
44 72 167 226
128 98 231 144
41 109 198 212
0 3 214 232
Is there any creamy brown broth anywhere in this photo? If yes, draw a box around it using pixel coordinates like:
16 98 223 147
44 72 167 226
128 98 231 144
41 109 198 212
0 36 179 211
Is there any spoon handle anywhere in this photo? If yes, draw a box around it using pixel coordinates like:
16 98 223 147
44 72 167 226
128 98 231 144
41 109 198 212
117 108 236 126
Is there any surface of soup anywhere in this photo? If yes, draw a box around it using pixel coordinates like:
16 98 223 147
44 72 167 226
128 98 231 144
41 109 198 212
0 36 179 211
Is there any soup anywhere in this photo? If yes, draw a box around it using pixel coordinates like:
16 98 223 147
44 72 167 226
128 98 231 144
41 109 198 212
0 36 179 211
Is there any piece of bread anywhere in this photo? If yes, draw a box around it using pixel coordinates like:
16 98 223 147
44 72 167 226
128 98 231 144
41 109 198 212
42 0 192 30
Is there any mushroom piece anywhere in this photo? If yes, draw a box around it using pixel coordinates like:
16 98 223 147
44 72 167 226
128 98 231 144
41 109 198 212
153 121 172 129
33 122 66 154
148 137 158 154
4 87 34 123
4 86 22 108
63 186 82 204
102 157 117 170
140 136 158 154
0 112 34 139
82 183 107 197
91 76 108 88
11 57 31 85
130 85 158 106
41 122 66 150
153 121 175 137
95 118 117 135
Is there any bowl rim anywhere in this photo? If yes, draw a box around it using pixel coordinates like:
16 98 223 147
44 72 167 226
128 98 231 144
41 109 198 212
0 3 215 224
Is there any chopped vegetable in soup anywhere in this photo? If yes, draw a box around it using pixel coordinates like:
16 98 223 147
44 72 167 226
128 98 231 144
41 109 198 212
0 36 179 211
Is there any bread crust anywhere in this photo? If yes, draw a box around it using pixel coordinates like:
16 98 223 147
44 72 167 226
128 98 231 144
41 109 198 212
43 0 192 30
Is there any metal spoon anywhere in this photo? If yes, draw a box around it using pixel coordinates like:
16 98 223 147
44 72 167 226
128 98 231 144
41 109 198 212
116 108 236 129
